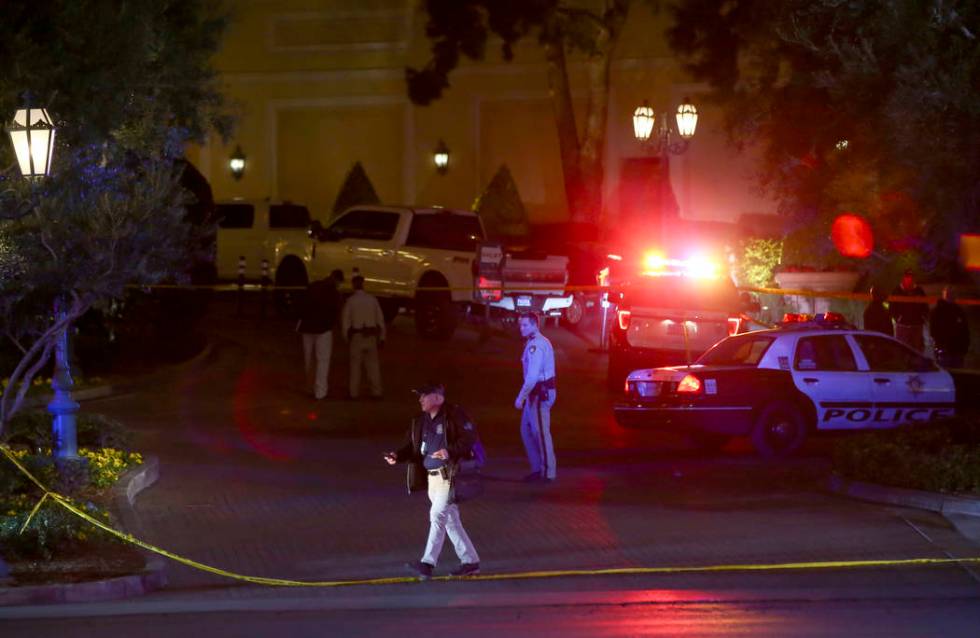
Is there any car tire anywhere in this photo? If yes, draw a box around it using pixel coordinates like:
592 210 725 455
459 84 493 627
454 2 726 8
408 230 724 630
689 431 731 453
750 400 807 458
274 258 308 318
560 294 584 327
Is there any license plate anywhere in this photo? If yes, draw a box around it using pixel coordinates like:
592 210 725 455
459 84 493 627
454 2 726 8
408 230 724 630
516 296 532 307
636 381 660 397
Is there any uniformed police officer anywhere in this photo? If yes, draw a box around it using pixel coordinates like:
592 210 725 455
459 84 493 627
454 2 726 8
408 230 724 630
514 312 557 482
385 382 481 580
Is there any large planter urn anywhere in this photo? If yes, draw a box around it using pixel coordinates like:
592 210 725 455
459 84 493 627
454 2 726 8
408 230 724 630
774 271 861 315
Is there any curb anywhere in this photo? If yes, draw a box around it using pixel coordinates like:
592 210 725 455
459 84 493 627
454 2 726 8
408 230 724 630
828 474 980 518
0 455 165 606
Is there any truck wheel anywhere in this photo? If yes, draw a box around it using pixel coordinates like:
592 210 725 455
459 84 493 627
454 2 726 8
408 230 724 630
560 294 584 327
415 285 456 340
274 258 308 318
606 351 629 393
750 401 807 458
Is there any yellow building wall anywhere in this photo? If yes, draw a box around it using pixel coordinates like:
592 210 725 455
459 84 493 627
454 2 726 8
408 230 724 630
192 0 774 227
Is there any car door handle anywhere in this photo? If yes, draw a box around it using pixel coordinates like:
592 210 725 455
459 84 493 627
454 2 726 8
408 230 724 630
802 377 819 384
873 378 891 384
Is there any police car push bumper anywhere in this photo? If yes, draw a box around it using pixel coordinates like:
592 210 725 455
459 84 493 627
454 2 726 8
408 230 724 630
614 403 754 435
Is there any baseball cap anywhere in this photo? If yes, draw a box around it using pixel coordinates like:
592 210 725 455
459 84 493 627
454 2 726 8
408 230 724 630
412 382 445 396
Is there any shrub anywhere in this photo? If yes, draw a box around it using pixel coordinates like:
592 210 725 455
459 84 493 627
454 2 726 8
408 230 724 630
332 161 380 218
833 416 980 494
0 446 142 559
2 411 132 451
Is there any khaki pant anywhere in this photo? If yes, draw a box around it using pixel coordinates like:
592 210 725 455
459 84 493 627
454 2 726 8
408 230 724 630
421 472 479 566
302 331 332 399
349 333 382 398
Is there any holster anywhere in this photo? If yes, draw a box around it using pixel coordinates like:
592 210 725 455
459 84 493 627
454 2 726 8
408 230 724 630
530 377 556 402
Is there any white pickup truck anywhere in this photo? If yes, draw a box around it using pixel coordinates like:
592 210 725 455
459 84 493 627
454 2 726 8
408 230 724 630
271 205 572 339
214 199 310 280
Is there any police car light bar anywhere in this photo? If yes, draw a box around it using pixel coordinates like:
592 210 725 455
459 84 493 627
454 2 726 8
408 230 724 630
640 250 721 279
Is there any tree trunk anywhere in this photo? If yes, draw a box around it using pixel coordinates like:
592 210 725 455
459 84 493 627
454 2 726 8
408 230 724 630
579 51 612 226
543 37 587 223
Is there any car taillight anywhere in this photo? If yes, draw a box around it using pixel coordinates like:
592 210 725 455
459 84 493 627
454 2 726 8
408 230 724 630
728 316 742 336
624 379 631 395
617 309 631 330
676 374 702 394
477 276 502 302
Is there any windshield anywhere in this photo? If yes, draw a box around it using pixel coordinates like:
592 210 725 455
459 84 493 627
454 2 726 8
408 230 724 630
698 334 775 366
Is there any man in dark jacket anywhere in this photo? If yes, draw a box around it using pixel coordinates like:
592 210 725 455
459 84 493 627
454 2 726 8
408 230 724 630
930 286 970 368
296 273 341 400
890 270 928 352
384 383 481 580
863 285 893 336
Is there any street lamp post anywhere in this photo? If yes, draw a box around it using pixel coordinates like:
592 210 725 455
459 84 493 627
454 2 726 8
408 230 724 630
632 98 698 241
7 106 77 460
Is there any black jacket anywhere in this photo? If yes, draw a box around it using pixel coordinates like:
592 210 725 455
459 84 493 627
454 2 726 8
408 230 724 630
297 279 340 334
394 404 477 494
863 301 894 336
930 299 970 355
889 285 928 326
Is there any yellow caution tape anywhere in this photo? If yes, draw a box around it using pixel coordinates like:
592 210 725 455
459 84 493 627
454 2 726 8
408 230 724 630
3 444 979 587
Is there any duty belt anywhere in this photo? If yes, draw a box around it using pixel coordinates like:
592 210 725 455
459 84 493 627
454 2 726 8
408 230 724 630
531 377 556 401
348 325 380 339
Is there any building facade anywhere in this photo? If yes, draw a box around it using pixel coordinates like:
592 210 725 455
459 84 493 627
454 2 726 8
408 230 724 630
189 0 773 229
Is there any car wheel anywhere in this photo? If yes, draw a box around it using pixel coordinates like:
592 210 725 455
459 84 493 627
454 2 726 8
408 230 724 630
415 285 456 340
561 295 584 327
750 401 807 458
689 431 731 453
274 258 308 318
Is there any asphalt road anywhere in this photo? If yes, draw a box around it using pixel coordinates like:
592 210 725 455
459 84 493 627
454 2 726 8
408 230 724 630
2 298 978 635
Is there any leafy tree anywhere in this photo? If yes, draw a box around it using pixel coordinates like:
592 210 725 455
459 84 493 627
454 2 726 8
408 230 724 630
0 0 230 431
407 0 636 225
331 161 381 218
472 164 530 241
668 0 980 276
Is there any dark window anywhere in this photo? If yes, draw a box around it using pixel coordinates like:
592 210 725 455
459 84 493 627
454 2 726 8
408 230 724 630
326 210 400 241
698 334 774 366
269 204 310 229
854 335 937 372
216 204 254 229
405 213 484 251
794 336 857 371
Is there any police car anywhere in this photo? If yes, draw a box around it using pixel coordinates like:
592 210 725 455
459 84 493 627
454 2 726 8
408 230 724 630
613 313 956 457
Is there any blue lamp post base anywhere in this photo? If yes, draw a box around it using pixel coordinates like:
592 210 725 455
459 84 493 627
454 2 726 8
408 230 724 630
48 304 80 460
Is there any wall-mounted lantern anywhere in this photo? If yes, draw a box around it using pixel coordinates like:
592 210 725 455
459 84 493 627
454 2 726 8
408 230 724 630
8 106 56 178
433 139 449 175
229 145 246 181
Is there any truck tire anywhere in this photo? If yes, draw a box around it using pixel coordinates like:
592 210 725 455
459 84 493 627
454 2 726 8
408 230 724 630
750 401 807 458
274 257 308 318
415 274 456 340
560 294 585 327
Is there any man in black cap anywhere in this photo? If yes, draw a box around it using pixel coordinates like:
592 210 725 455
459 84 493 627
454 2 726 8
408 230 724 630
384 383 481 580
890 270 928 352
